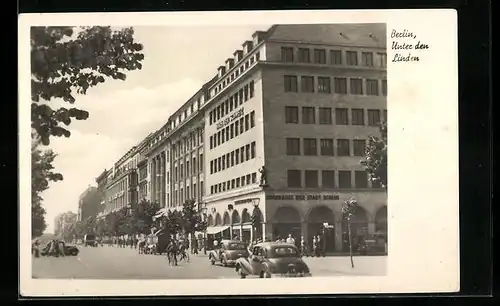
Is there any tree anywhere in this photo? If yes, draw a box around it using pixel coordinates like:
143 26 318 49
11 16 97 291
81 216 97 234
136 200 160 234
32 197 47 238
181 199 200 237
94 218 107 237
31 26 145 145
341 197 358 268
105 211 120 237
117 208 138 236
72 220 86 239
61 222 78 242
31 134 63 238
164 210 183 237
360 122 388 189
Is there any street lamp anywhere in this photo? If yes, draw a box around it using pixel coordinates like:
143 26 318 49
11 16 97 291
198 201 208 254
251 198 260 208
251 198 261 242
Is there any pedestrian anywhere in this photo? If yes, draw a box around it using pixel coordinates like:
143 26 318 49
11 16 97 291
315 235 322 257
32 240 40 258
53 239 60 257
312 236 318 257
286 234 295 245
317 235 325 257
275 236 281 243
300 236 306 257
58 239 66 257
192 240 198 255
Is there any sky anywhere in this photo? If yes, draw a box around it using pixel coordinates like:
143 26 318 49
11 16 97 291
40 24 271 233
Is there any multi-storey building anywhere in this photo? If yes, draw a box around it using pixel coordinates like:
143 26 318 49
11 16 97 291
54 211 77 237
137 134 153 204
77 186 101 222
102 146 139 216
95 168 110 219
200 24 388 251
145 79 215 213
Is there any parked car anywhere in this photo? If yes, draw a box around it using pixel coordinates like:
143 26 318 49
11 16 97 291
63 244 80 256
40 241 79 256
208 240 249 267
235 242 311 278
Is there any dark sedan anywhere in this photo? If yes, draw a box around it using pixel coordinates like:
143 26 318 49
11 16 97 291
40 241 79 256
235 242 311 278
209 240 249 266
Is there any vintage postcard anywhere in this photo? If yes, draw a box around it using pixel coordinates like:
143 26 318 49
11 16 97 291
19 10 459 296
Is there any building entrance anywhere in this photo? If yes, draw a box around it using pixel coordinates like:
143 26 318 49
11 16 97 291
270 206 302 248
306 206 336 252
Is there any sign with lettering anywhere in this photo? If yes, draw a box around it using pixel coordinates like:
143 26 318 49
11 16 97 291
216 107 244 130
234 199 254 205
266 194 340 201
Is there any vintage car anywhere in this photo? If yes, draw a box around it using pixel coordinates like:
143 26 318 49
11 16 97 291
208 240 249 267
63 244 80 256
235 242 312 278
40 241 79 256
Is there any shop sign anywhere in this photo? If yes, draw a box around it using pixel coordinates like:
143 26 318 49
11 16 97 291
216 107 245 130
266 194 340 201
234 198 254 205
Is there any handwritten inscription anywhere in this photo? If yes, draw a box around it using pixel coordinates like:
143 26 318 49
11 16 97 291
390 29 430 63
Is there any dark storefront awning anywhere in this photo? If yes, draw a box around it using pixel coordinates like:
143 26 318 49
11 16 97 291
206 226 230 235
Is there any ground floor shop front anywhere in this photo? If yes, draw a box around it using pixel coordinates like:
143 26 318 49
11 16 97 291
203 189 388 253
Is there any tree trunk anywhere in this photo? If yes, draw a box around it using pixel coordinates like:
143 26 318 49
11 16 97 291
348 221 354 268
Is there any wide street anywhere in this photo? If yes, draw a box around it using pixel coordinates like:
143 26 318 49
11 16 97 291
32 245 386 279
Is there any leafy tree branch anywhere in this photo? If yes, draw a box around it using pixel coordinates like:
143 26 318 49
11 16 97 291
360 122 388 189
31 26 145 145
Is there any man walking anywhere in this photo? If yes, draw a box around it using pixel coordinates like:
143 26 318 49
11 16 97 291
58 239 66 257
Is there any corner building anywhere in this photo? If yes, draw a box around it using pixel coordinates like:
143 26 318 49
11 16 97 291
202 24 388 252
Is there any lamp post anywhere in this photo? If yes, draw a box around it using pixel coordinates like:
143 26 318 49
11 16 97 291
251 198 261 242
198 201 208 255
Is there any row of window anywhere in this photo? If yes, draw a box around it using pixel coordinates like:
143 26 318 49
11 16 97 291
210 172 258 195
172 154 203 182
209 81 255 125
287 169 378 189
150 112 205 151
285 107 387 126
281 47 387 68
284 75 387 96
213 52 260 97
209 111 256 150
106 178 128 200
286 138 366 157
170 181 205 207
210 141 257 174
103 200 127 214
171 130 204 160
